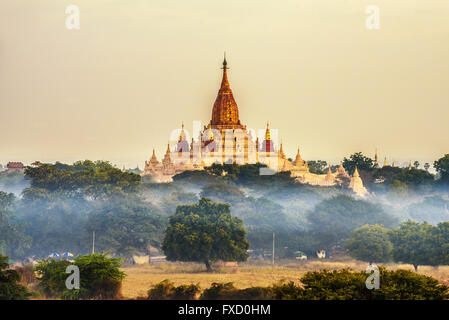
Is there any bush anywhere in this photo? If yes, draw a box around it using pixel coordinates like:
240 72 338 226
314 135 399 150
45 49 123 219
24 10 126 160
0 255 31 300
147 280 200 300
271 281 305 300
299 267 449 300
144 267 449 300
14 264 36 285
35 253 125 299
200 282 273 300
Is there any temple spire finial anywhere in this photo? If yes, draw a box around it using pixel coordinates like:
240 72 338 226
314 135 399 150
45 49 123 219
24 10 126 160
265 122 271 141
353 166 360 177
222 52 228 70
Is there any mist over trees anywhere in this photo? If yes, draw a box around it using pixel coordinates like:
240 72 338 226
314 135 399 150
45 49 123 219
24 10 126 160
0 153 448 263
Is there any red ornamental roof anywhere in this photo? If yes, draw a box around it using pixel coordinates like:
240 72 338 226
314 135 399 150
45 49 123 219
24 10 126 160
7 162 24 168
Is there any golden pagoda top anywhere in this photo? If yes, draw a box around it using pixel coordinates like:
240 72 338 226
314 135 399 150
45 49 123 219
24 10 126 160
265 122 271 141
150 149 159 165
210 54 242 128
293 148 305 167
178 123 187 142
279 141 286 159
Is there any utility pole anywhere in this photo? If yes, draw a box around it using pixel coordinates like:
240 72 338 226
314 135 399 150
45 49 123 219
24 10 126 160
272 232 275 266
92 231 95 254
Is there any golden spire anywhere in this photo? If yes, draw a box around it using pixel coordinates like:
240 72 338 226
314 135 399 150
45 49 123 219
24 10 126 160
293 147 304 167
279 140 286 159
220 53 230 89
383 157 387 167
150 148 159 165
208 124 214 141
408 161 412 170
327 166 332 175
166 142 171 154
162 142 172 164
392 161 395 168
265 122 271 141
179 122 186 142
211 53 240 126
353 166 360 177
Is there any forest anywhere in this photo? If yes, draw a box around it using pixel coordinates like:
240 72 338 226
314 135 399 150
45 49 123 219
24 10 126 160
0 153 448 263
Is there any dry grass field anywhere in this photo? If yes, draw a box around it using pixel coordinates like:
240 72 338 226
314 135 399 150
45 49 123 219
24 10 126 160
120 259 449 299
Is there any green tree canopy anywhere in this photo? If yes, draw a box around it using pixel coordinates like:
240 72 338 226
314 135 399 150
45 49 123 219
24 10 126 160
35 253 125 299
389 221 438 271
434 154 449 185
0 255 31 300
0 191 31 258
199 183 246 203
24 160 140 199
86 196 167 257
307 160 328 174
345 224 393 263
306 195 397 251
343 152 374 175
162 198 249 271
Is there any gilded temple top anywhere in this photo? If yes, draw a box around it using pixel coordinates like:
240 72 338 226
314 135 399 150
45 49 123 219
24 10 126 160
210 55 243 129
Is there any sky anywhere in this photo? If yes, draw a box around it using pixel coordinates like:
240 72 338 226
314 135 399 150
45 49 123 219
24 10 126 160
0 0 448 169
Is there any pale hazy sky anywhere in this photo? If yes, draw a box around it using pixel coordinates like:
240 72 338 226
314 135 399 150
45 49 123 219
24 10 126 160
1 0 448 169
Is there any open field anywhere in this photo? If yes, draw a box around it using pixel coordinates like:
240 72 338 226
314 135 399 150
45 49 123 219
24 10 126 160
120 259 449 299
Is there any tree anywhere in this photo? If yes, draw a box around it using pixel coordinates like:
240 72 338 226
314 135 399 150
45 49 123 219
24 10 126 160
307 161 328 174
0 255 31 300
389 221 438 271
162 198 249 271
434 154 449 185
160 192 198 215
413 161 420 169
0 192 31 258
35 253 125 299
342 152 374 175
24 160 141 199
424 163 430 172
344 224 393 263
86 196 167 257
199 183 245 203
17 192 91 257
306 195 397 251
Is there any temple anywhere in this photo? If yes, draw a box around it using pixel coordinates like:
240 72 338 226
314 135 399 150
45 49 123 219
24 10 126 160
143 56 368 196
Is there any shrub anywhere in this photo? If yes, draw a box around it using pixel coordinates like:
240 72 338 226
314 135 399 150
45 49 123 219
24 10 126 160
145 267 449 300
373 268 449 300
35 253 125 299
271 281 305 300
300 268 369 299
299 267 449 300
15 264 36 285
147 280 199 300
0 255 31 300
200 282 273 300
